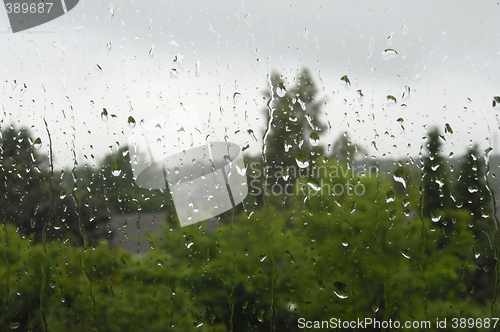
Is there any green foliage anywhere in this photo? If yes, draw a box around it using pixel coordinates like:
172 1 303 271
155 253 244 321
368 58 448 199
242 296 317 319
84 146 164 213
1 96 499 331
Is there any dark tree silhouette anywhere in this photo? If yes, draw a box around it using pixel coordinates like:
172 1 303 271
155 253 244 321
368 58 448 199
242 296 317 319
456 145 492 227
261 68 326 198
0 125 110 245
456 145 496 304
421 128 454 236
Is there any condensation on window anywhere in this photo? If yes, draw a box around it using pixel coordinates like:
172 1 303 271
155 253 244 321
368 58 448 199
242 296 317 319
1 1 500 331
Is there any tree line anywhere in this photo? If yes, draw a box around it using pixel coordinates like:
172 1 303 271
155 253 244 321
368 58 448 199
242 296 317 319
1 69 499 331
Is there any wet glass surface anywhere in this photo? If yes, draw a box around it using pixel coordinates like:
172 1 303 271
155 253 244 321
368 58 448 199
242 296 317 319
1 1 500 331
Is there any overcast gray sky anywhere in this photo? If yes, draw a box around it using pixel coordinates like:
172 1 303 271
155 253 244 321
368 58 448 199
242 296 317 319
1 0 499 169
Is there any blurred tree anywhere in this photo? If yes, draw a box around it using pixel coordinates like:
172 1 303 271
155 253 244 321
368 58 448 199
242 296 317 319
2 74 499 332
0 125 109 245
456 145 492 227
329 132 366 166
0 126 48 236
1 144 496 331
86 146 165 214
262 69 326 183
456 145 496 304
421 127 454 237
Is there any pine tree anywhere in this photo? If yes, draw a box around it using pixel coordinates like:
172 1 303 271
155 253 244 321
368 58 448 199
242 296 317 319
456 145 491 228
262 68 326 192
456 145 496 304
421 128 453 233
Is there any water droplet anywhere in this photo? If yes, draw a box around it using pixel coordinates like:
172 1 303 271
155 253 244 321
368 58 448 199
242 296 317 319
259 254 266 262
431 214 441 222
341 237 348 247
101 108 108 122
445 123 453 134
401 23 409 36
173 53 184 66
382 49 398 60
185 241 194 248
295 159 309 169
309 132 319 146
277 83 286 97
393 170 406 189
296 98 306 110
33 137 42 149
285 251 295 264
149 45 155 57
400 249 410 259
473 245 480 259
156 259 164 267
127 116 136 128
333 281 348 299
295 153 309 168
468 186 478 193
340 75 350 86
493 96 500 107
233 92 241 103
236 162 246 176
257 309 264 323
387 95 397 103
306 180 321 192
247 129 258 142
112 161 121 176
195 61 201 77
318 280 326 289
96 64 103 73
350 202 356 213
386 190 395 203
10 323 21 329
387 32 394 44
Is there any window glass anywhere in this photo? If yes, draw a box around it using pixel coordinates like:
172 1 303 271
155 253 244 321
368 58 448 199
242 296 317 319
1 1 500 330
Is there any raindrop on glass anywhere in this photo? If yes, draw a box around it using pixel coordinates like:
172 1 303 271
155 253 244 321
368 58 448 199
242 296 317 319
127 116 136 128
